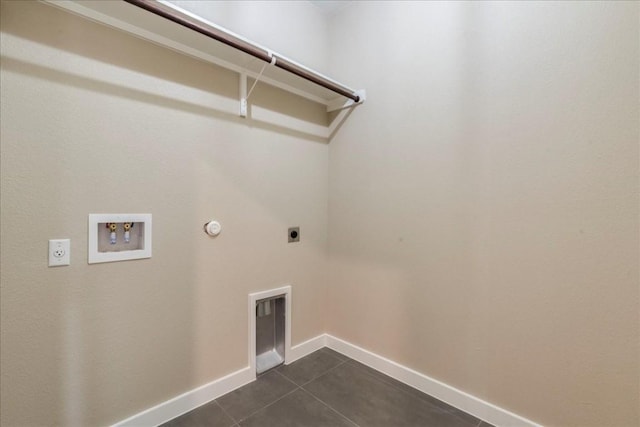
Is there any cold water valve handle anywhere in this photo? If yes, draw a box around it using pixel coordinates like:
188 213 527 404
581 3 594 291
123 222 133 243
107 223 117 245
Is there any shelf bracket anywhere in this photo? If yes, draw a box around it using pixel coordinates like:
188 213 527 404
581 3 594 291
239 56 276 118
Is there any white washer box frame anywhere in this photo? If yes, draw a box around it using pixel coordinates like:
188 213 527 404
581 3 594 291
88 213 152 264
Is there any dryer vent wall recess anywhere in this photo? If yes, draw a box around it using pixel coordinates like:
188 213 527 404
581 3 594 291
88 214 152 264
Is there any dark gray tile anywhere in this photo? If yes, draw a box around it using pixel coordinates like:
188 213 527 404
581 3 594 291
216 370 297 422
276 349 344 386
239 388 355 427
161 400 235 427
346 359 482 425
445 407 483 426
347 360 428 399
319 347 350 362
303 362 478 427
479 422 495 427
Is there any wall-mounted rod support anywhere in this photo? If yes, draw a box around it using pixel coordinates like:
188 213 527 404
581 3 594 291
123 0 361 103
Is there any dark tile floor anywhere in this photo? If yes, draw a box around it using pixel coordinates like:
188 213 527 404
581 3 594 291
162 348 494 427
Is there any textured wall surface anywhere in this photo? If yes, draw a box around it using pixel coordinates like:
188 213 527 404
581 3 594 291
169 0 329 73
2 1 639 426
326 2 639 426
0 1 329 425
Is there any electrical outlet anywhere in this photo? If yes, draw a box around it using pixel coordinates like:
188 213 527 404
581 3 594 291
288 227 300 243
49 239 70 267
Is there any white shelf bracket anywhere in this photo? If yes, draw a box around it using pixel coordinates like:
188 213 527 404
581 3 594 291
239 55 276 118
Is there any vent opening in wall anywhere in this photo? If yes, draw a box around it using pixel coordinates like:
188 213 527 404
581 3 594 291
255 296 286 374
249 285 291 377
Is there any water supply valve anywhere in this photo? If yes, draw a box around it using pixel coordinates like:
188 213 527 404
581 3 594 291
123 222 133 243
107 222 117 244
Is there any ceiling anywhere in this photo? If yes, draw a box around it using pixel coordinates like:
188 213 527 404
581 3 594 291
307 0 352 16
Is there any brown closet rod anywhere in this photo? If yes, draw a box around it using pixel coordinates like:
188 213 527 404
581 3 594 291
123 0 361 103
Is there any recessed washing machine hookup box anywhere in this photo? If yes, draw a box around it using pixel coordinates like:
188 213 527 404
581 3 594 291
88 213 152 264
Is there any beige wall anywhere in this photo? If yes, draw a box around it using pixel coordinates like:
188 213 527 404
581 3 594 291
2 1 639 426
327 2 639 427
0 1 329 425
169 0 329 73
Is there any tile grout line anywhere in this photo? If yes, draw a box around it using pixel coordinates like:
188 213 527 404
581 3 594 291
295 358 350 389
345 359 427 399
219 352 348 426
214 399 238 426
216 370 298 425
290 355 360 427
345 359 481 425
241 364 359 427
274 350 348 388
299 386 362 427
269 356 357 425
273 368 300 386
236 385 302 424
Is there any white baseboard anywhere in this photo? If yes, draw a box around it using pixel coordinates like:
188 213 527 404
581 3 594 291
111 334 326 427
325 334 542 427
113 334 541 427
287 334 327 364
112 366 254 427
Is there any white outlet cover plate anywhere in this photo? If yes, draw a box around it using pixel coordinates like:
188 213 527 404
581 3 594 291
49 239 70 267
